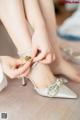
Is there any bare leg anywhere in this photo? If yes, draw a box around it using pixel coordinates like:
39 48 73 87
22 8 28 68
38 0 80 82
24 0 52 59
0 0 32 52
24 0 57 88
0 0 56 88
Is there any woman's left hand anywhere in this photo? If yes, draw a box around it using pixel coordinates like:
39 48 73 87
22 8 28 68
0 56 32 79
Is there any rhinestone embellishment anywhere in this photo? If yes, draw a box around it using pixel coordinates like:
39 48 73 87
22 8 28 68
48 79 63 97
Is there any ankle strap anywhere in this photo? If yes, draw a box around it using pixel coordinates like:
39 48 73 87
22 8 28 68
18 49 32 57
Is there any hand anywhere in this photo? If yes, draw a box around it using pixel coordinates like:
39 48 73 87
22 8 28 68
32 29 55 64
0 56 32 79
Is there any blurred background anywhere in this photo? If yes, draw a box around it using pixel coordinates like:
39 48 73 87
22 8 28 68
54 0 80 64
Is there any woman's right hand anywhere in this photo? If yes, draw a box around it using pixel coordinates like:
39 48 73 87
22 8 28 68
32 29 55 64
0 56 32 79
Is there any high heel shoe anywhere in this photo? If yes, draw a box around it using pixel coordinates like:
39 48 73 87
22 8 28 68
18 50 77 98
28 62 77 98
0 64 8 92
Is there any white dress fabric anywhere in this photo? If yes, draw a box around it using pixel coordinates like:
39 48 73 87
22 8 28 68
0 63 8 92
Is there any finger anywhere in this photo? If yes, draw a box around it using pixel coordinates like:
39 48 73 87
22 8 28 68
32 46 38 59
40 54 52 64
9 61 31 78
3 65 16 79
15 59 26 68
33 52 46 62
18 67 30 78
14 61 31 75
16 59 26 65
40 54 55 64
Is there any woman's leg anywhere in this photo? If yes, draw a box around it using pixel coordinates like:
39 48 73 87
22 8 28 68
24 0 55 64
23 0 78 98
38 0 80 82
23 0 58 88
0 0 32 52
0 0 56 88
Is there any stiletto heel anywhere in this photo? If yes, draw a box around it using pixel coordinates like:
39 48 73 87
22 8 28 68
18 49 32 86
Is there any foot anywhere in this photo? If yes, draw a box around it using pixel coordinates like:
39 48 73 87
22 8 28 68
28 62 56 88
28 62 77 98
50 59 80 82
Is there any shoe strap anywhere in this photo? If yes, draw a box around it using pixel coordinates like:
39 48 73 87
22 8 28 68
47 78 63 97
18 49 32 86
18 49 32 57
29 62 64 97
34 78 63 97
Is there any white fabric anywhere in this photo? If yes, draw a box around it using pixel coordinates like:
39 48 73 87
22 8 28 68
59 9 80 37
0 64 8 92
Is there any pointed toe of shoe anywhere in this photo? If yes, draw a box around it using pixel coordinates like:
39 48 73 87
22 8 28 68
54 84 77 99
35 79 77 99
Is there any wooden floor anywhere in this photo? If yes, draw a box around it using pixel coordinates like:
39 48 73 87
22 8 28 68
0 12 80 120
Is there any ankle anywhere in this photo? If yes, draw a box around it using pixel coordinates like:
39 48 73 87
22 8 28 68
29 62 56 88
18 48 32 57
54 57 63 65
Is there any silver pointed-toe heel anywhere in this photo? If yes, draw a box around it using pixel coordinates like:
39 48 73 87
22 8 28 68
34 78 77 98
54 81 77 98
28 62 77 99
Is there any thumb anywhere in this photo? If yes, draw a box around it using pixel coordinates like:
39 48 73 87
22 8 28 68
16 59 26 65
33 52 46 62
